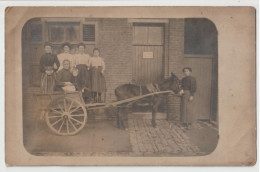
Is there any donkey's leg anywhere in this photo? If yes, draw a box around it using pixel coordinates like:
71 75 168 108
120 107 129 130
116 107 120 128
152 106 157 127
151 98 160 127
123 106 130 130
117 106 126 129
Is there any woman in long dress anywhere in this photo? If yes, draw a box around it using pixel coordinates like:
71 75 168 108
57 42 75 71
89 48 106 103
179 67 197 129
39 42 60 93
74 43 91 102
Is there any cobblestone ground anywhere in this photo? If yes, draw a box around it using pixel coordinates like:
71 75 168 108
32 119 215 157
128 119 201 156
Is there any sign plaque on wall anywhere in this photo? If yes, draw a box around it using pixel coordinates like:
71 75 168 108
143 52 153 59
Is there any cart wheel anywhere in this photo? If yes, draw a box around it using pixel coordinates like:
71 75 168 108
45 97 87 136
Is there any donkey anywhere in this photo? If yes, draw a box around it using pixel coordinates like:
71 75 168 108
114 72 181 129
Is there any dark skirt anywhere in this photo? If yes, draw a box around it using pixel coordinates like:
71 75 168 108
180 90 195 124
91 66 106 93
76 64 91 89
41 73 56 94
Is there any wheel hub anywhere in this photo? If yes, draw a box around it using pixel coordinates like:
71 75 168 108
63 114 69 119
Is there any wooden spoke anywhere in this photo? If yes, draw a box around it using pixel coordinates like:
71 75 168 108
66 120 69 134
50 108 63 115
69 106 81 114
69 119 77 131
70 117 84 125
70 114 85 117
51 118 63 127
64 99 67 112
57 103 65 113
58 120 65 133
67 100 74 112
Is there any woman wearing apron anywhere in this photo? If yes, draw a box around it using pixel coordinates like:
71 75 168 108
180 67 197 129
39 42 60 93
74 43 91 102
89 48 106 103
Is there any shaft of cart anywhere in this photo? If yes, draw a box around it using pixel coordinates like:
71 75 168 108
85 90 180 110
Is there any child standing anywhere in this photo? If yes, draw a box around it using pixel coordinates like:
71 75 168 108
89 48 106 102
39 42 60 93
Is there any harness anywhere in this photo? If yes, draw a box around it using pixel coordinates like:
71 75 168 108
139 83 160 96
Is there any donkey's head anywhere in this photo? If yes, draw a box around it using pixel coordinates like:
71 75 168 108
158 72 181 93
168 72 182 94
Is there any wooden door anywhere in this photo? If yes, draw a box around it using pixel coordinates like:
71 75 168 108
183 57 213 120
132 23 164 85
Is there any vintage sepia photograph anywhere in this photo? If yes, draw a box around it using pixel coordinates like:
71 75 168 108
22 17 218 156
5 6 256 166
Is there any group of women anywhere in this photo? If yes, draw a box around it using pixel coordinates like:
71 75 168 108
40 42 106 103
39 41 197 128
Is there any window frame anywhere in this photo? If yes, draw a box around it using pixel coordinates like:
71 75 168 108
132 23 165 46
46 22 81 44
42 18 98 45
184 18 217 56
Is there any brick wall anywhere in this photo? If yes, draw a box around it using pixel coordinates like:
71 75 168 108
94 18 186 105
94 19 133 101
23 18 185 117
167 19 185 120
168 19 185 78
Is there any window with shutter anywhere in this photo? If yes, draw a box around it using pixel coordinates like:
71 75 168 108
83 24 95 42
30 24 42 42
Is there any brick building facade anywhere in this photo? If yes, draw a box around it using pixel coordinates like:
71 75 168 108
22 18 218 122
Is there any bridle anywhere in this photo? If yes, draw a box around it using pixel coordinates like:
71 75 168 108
169 76 181 94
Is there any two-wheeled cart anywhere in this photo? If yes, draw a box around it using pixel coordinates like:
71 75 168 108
35 90 174 136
